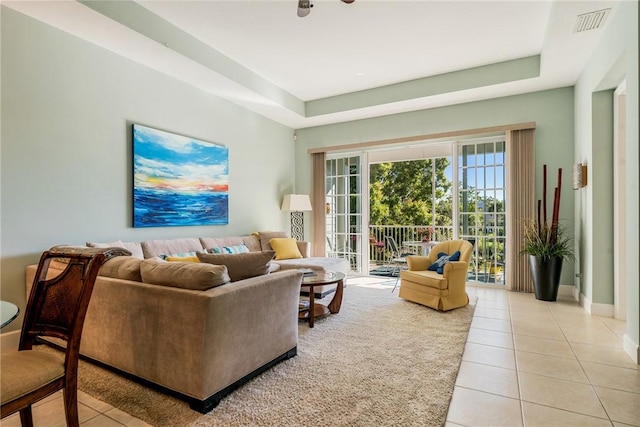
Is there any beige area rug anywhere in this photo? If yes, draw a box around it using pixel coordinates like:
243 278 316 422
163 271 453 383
42 277 476 426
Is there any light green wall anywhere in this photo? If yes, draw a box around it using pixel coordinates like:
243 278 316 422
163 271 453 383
295 87 576 285
574 0 639 355
589 90 615 304
0 8 296 332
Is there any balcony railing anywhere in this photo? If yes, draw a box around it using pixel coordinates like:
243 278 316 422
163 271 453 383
368 225 453 264
365 225 504 284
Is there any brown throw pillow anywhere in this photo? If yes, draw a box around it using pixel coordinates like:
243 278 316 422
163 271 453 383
140 258 230 290
256 231 288 251
99 256 143 282
197 251 275 282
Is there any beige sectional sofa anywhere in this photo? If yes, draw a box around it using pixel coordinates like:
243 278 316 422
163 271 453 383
88 231 350 276
25 232 350 413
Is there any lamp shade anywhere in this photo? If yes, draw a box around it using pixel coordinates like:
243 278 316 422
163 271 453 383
281 194 312 212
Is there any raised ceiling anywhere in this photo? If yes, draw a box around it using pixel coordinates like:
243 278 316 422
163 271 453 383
3 0 619 129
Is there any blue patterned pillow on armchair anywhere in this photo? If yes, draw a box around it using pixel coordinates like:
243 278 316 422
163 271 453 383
428 250 461 274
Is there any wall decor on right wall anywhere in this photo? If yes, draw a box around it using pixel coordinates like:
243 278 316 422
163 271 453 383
132 124 229 228
572 163 587 190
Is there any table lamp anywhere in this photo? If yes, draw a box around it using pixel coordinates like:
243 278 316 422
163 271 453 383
281 194 312 241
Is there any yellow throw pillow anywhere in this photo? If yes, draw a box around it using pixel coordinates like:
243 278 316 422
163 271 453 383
269 238 303 260
165 255 200 263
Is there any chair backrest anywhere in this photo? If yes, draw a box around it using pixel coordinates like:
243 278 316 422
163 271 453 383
19 246 130 352
384 236 401 255
326 236 334 251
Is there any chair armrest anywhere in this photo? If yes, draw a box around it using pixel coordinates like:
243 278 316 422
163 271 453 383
443 261 469 293
443 261 467 276
407 256 431 271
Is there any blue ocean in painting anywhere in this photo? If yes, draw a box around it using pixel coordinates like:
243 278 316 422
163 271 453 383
134 188 228 227
132 124 229 228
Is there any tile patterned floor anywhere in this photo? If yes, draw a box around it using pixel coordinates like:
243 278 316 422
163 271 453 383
0 389 152 427
2 284 638 426
446 285 640 427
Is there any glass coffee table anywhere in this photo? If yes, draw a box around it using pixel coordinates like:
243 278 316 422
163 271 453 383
1 301 20 329
299 271 345 328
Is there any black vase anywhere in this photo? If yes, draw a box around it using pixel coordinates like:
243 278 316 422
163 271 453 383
528 255 563 301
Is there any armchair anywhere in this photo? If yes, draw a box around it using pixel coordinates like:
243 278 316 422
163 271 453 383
398 240 473 311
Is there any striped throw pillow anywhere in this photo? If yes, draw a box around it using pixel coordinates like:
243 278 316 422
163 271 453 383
210 244 250 255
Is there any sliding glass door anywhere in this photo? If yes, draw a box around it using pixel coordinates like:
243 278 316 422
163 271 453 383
325 154 365 272
324 138 507 283
458 140 506 284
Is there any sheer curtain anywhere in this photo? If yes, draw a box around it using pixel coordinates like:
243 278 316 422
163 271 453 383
505 128 536 292
311 152 326 257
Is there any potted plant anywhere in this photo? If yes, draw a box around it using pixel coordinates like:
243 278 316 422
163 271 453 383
417 226 435 242
522 165 575 301
369 235 385 252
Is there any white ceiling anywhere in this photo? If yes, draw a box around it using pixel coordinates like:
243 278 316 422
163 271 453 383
3 0 619 129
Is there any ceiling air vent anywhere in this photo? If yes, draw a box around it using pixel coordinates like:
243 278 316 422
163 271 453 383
573 8 611 33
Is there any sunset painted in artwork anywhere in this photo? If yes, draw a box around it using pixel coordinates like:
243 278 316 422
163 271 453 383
133 124 229 227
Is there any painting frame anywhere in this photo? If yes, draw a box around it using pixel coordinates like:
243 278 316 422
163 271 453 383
132 124 229 228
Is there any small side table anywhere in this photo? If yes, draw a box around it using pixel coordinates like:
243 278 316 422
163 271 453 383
299 271 345 328
403 240 438 256
1 301 20 329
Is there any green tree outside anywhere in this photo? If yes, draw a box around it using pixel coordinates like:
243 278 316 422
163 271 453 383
369 158 452 227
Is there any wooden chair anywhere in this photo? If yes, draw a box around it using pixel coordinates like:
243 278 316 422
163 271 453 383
1 246 130 426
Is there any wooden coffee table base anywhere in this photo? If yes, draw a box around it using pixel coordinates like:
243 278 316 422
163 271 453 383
298 303 330 323
298 271 344 328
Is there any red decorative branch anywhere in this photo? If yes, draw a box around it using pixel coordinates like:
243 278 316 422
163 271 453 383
543 164 548 227
537 200 542 235
535 165 563 245
551 188 559 244
550 168 562 244
555 167 562 227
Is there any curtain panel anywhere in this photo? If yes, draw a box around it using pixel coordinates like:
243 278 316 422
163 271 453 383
312 152 326 257
505 128 536 292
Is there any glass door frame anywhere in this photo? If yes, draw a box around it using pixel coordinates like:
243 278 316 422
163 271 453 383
455 136 507 284
324 135 507 282
325 152 369 273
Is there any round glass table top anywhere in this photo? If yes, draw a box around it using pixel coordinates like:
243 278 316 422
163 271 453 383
1 300 20 328
301 270 345 285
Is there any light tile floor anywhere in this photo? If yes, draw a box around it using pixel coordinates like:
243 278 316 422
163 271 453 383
0 389 151 427
2 284 638 426
446 285 640 427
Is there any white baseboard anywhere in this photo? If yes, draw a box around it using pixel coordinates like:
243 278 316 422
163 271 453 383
623 334 639 364
572 286 580 301
558 285 578 299
578 293 614 317
0 330 20 350
575 291 637 365
591 302 614 317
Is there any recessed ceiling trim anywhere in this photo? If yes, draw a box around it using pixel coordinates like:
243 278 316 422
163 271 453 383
3 0 619 130
79 0 305 116
306 56 541 117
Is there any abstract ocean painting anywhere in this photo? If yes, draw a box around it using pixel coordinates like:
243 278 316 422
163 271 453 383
133 124 229 227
